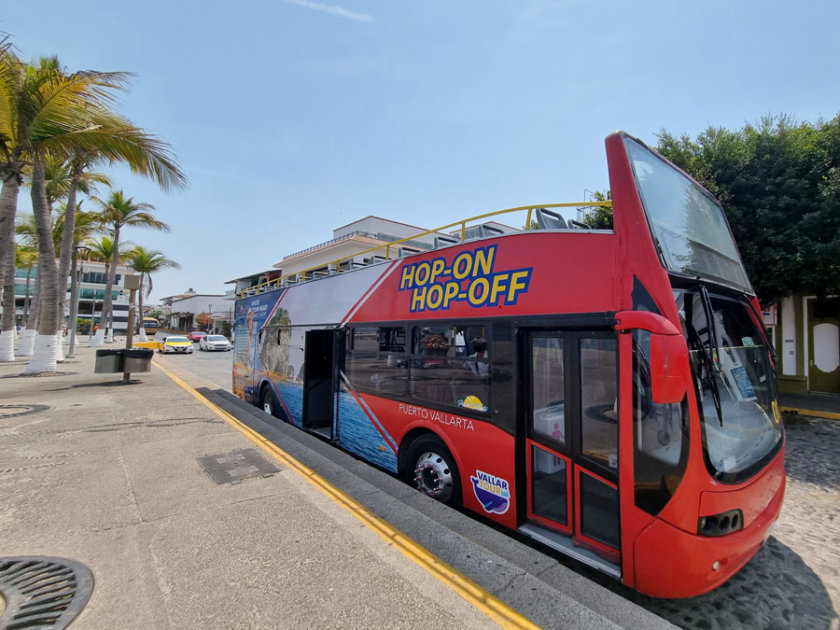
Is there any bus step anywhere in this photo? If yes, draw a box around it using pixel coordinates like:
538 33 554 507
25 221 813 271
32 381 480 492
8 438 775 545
518 523 621 579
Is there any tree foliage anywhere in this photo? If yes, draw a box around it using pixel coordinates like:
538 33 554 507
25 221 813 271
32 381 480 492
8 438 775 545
580 190 613 229
657 115 840 303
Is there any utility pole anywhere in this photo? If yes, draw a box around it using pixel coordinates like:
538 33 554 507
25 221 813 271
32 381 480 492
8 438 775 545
122 274 141 384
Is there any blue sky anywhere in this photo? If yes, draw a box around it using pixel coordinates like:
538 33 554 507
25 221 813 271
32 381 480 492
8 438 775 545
4 0 839 303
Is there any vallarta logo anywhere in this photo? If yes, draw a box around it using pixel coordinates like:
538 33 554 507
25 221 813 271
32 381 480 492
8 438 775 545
470 469 511 515
398 244 532 313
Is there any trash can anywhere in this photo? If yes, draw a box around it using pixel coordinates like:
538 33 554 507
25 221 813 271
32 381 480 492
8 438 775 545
123 348 154 373
94 349 124 373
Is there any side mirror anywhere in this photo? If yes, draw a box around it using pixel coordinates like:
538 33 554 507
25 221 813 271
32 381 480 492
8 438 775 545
649 333 689 404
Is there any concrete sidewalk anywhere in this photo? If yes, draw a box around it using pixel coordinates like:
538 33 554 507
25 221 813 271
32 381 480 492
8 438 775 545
0 345 671 629
0 346 500 629
779 391 840 420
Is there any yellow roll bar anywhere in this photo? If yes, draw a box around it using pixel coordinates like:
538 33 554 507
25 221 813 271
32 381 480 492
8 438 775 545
239 201 611 298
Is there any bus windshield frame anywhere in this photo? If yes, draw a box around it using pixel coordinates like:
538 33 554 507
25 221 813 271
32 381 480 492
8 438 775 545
675 287 783 483
624 137 753 294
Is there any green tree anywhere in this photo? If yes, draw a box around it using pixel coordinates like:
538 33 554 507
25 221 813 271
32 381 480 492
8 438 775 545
16 243 38 325
657 115 840 303
580 191 613 229
124 245 180 340
94 191 169 342
0 53 130 365
86 234 127 328
0 46 185 371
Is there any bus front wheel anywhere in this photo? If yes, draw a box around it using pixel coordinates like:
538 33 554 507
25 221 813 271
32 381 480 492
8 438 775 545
404 435 461 508
261 386 277 418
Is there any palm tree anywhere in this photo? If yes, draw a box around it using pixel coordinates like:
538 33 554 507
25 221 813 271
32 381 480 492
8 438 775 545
0 50 186 373
11 244 39 357
124 246 180 341
92 191 168 344
86 235 124 335
10 206 103 358
0 53 127 369
16 244 38 325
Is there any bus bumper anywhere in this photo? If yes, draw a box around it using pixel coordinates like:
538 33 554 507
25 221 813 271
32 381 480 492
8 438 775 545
633 458 786 599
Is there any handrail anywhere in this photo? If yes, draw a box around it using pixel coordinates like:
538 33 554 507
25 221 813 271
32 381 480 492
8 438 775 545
238 201 612 298
282 230 379 261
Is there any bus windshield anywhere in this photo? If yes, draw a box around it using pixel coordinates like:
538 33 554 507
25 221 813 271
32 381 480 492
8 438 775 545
676 289 782 480
625 137 752 293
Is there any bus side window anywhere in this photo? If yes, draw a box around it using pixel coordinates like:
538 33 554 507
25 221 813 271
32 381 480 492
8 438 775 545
347 326 408 397
409 323 490 413
633 330 690 516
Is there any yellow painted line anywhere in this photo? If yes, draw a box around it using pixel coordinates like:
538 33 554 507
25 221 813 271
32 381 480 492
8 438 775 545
780 406 840 421
152 360 540 630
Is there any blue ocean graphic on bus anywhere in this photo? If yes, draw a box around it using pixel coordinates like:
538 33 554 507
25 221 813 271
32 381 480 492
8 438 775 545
337 391 398 473
273 380 304 428
470 470 510 514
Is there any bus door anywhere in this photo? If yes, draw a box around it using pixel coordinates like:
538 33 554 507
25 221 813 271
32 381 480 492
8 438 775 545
521 330 621 575
302 329 344 438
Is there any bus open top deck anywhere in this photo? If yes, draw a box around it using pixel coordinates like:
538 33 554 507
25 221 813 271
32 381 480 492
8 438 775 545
233 131 784 598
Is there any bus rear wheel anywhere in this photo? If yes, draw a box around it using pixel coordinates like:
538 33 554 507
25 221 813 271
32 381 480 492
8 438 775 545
404 435 461 508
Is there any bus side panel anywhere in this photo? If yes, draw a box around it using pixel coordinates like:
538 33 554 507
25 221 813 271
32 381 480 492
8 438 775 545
349 233 620 324
357 394 518 530
233 290 285 404
336 387 399 473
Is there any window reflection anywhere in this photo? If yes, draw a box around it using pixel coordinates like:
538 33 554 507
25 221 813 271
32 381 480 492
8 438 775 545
531 337 565 446
580 338 618 470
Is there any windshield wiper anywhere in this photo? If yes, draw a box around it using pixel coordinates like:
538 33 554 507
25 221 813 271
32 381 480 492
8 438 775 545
698 286 725 426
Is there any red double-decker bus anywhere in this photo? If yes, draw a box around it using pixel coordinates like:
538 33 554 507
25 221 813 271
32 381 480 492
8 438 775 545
233 132 784 598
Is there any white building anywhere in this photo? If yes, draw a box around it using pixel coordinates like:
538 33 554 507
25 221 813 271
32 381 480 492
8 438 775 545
14 258 133 333
159 290 234 333
228 215 521 298
275 216 446 282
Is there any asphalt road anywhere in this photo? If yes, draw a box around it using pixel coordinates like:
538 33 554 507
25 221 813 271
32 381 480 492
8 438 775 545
152 333 233 391
153 334 840 629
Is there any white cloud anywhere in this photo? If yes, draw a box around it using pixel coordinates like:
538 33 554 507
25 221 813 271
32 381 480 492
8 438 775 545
284 0 373 23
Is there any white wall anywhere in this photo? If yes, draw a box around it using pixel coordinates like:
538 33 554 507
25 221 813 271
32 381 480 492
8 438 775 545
169 295 233 319
781 296 797 376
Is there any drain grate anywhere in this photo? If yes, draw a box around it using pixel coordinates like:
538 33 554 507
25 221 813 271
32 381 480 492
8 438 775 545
0 556 94 629
197 448 281 485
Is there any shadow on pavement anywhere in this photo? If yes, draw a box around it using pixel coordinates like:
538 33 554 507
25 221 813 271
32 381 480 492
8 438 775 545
783 415 840 488
622 537 838 630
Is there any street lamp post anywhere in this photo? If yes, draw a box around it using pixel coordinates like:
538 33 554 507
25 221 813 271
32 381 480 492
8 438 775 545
66 245 91 359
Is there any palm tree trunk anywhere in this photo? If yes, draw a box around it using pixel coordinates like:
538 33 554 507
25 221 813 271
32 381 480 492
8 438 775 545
54 167 81 358
16 267 40 357
0 166 21 296
89 258 110 347
0 172 21 362
0 256 15 361
103 225 121 343
23 159 59 374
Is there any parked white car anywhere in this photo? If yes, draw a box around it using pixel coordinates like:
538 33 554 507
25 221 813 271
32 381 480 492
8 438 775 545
199 334 232 352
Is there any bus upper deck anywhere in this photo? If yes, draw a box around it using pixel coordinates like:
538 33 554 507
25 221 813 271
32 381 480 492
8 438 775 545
232 131 784 598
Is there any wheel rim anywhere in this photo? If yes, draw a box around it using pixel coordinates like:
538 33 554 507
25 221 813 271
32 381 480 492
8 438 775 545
262 393 273 415
413 451 454 502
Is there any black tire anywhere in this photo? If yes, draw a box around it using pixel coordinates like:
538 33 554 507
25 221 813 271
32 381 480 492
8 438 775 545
261 385 278 418
403 435 462 507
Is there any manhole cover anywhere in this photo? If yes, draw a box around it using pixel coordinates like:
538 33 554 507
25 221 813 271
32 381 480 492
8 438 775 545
0 405 50 419
197 448 281 485
0 556 94 629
